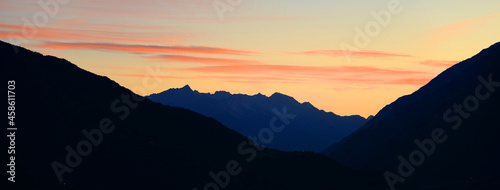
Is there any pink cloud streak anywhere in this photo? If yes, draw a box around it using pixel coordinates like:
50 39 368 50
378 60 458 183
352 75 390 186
290 50 412 58
36 41 259 56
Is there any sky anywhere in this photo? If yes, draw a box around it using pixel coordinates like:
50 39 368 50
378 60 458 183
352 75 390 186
1 0 499 118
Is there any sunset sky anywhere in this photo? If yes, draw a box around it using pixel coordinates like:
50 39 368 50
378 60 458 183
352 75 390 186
1 0 499 117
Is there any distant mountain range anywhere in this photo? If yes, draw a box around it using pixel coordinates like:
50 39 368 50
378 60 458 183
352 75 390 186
147 86 368 152
323 42 500 190
1 41 389 189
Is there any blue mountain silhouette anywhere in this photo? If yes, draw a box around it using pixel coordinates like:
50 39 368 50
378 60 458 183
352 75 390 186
147 86 368 152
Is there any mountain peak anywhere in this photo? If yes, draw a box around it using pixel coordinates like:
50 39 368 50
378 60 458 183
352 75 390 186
180 84 192 91
213 91 232 100
269 92 302 105
270 92 290 98
302 101 314 107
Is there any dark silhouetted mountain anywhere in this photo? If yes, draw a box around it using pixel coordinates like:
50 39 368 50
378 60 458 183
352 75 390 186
324 42 500 190
1 41 392 190
147 86 368 152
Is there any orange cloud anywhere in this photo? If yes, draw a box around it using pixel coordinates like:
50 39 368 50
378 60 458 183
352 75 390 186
36 41 259 56
108 74 302 84
53 18 172 31
102 65 434 86
290 50 412 58
387 78 433 85
147 55 261 65
0 23 188 45
98 64 432 86
200 75 300 84
92 66 153 72
165 64 432 85
418 60 459 67
177 65 425 76
0 23 23 30
109 74 176 79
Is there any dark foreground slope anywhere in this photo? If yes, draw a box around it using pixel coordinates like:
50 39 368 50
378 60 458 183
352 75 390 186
1 41 388 190
147 86 367 152
324 42 500 189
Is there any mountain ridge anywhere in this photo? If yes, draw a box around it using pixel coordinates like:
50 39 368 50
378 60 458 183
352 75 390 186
147 85 370 152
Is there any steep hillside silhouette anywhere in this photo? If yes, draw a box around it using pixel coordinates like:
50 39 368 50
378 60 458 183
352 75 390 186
324 42 500 190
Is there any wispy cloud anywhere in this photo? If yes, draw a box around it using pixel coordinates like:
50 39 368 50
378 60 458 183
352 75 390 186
99 64 433 86
52 18 171 31
177 65 425 76
36 41 259 56
109 74 175 79
107 74 301 84
0 23 187 44
418 60 459 67
199 75 299 84
167 64 432 85
146 55 261 65
290 50 412 58
92 66 151 72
